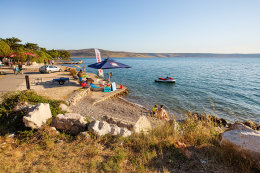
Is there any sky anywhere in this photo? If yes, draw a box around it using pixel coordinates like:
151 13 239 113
0 0 260 53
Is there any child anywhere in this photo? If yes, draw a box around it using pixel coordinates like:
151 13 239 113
152 104 158 117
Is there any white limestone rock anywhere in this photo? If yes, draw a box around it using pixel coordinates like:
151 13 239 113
120 127 132 137
59 104 68 112
219 123 260 168
88 120 132 137
52 113 87 135
88 120 111 136
49 127 59 135
133 116 152 134
110 124 121 135
23 103 52 129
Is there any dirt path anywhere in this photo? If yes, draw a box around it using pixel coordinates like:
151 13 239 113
0 69 25 93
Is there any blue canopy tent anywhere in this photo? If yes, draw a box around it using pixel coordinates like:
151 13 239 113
88 58 131 69
88 58 131 82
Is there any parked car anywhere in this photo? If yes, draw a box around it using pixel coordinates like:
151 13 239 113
39 65 62 73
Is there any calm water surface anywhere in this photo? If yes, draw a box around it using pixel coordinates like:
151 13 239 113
69 57 260 123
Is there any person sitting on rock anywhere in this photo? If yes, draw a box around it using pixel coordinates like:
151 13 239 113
152 104 158 117
157 105 168 120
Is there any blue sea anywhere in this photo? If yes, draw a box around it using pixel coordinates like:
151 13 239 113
67 57 260 123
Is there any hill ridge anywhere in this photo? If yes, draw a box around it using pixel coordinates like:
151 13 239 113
68 49 260 58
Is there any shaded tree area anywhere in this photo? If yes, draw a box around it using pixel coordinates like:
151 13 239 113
0 37 70 63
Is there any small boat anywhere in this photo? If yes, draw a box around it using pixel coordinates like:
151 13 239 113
155 77 176 83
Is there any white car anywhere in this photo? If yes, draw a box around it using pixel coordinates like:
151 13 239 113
39 65 62 73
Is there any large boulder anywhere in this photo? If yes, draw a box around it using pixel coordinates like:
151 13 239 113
23 103 52 129
219 123 260 168
133 116 152 134
52 113 87 135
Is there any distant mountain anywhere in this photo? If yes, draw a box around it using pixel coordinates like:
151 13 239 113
68 49 260 58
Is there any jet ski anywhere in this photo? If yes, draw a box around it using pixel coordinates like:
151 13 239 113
155 77 176 83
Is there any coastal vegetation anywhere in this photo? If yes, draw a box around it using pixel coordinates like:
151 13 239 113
0 37 70 63
0 91 65 135
0 91 256 172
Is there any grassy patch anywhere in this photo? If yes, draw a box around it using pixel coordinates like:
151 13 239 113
0 90 65 135
99 148 126 173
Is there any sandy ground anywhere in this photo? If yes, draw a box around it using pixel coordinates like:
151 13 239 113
0 65 95 99
71 96 147 123
71 94 165 126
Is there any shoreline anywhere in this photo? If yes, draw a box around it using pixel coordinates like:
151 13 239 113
0 63 259 127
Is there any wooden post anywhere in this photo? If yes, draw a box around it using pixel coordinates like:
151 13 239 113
25 75 30 90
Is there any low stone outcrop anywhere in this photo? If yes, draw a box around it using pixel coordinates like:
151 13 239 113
191 113 230 127
133 116 152 134
59 104 68 112
88 120 132 137
23 103 52 129
219 123 260 168
79 132 91 139
13 101 33 112
67 88 91 106
110 124 121 135
52 113 87 135
102 115 133 130
88 120 111 136
120 127 132 137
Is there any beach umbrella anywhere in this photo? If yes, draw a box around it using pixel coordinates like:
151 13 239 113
24 52 37 56
9 53 18 58
88 58 131 69
88 58 131 81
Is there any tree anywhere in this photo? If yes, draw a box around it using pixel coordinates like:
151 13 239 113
14 47 27 62
24 43 40 51
5 37 23 50
59 50 71 59
47 49 59 59
36 50 52 63
0 40 11 57
40 47 47 52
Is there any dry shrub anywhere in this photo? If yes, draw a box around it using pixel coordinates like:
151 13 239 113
179 114 219 146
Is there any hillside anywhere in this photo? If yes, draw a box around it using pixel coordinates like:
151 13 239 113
68 49 260 58
68 49 165 58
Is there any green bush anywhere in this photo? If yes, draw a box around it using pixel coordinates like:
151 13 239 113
0 90 64 135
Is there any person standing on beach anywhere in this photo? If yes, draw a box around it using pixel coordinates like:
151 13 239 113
18 62 23 74
51 59 54 65
12 64 16 74
77 70 83 83
44 59 47 65
157 105 168 119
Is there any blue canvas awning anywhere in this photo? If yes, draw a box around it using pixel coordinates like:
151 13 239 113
88 58 131 69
